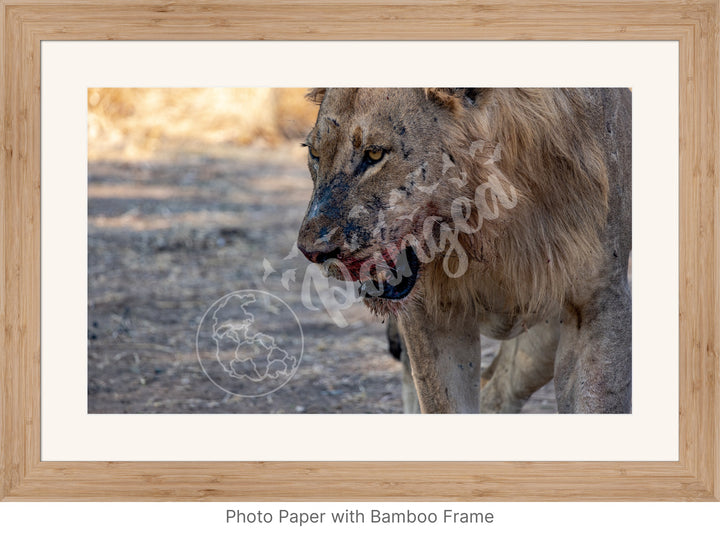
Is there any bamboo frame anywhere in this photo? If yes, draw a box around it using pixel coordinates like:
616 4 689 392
1 0 718 501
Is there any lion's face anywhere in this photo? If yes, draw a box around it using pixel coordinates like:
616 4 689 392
297 88 458 301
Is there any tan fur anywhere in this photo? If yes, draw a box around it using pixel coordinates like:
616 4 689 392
421 89 609 323
297 88 632 413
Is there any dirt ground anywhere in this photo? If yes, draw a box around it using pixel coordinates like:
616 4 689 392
88 142 557 414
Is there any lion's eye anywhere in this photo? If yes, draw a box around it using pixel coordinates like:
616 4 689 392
309 146 320 159
367 148 384 162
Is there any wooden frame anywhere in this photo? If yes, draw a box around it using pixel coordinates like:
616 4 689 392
1 0 718 501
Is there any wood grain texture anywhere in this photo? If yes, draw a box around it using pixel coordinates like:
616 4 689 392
1 0 718 501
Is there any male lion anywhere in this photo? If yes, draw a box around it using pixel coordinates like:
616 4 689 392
297 88 631 414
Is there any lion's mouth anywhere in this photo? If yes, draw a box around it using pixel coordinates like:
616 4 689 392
358 246 420 301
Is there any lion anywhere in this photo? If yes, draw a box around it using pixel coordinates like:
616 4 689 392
297 88 631 413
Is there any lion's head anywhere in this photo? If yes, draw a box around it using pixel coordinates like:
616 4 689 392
297 88 610 319
297 88 491 305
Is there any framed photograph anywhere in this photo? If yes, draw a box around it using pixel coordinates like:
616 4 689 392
1 1 718 501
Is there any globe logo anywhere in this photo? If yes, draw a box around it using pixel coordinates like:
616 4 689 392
196 290 303 397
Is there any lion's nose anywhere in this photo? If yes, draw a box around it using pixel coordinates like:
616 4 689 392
298 212 346 264
297 242 343 264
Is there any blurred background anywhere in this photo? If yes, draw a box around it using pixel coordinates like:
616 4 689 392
87 88 556 414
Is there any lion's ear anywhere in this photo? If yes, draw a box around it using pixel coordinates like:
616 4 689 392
462 88 484 103
425 88 484 110
306 88 327 105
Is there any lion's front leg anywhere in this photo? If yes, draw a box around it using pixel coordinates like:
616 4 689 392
397 309 482 413
554 283 632 413
399 347 421 413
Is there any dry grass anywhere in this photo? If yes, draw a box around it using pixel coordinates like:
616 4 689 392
88 88 316 160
